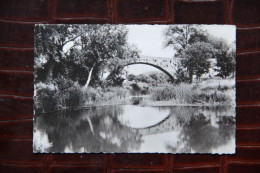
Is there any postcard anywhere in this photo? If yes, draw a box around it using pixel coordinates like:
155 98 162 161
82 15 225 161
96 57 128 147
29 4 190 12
33 24 236 153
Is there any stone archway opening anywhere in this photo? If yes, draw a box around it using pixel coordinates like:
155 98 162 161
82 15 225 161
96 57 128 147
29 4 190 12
124 62 175 82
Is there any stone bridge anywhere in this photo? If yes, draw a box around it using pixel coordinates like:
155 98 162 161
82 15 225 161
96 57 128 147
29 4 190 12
119 55 184 135
122 55 177 81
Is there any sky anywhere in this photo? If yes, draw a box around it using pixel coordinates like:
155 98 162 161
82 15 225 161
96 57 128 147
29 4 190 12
125 25 236 75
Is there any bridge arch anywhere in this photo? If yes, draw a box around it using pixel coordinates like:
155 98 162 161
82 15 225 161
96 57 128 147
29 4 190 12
124 62 175 82
122 112 180 136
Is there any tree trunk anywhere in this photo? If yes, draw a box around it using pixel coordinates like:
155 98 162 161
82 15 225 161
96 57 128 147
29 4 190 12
47 63 54 82
82 64 95 90
189 70 193 83
87 116 94 134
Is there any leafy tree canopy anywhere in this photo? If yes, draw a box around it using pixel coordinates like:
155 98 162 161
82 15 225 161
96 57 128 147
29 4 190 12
181 42 215 82
163 25 209 57
163 25 235 82
35 24 139 90
209 36 236 78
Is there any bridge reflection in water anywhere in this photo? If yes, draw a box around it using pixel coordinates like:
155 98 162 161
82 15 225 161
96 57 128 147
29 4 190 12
33 105 235 153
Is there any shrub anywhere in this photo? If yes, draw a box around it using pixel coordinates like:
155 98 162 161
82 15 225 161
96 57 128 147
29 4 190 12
151 86 176 101
83 87 102 103
35 87 59 113
82 87 130 104
150 83 195 103
192 90 231 105
131 97 142 105
63 86 84 109
217 85 229 91
35 83 86 112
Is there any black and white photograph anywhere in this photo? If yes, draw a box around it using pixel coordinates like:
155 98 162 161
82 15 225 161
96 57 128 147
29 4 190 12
33 24 236 154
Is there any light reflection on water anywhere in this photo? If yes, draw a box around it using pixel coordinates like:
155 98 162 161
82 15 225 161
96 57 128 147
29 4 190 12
33 105 235 153
118 105 170 128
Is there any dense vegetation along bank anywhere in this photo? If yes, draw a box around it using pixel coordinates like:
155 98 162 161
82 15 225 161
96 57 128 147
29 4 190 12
35 77 235 113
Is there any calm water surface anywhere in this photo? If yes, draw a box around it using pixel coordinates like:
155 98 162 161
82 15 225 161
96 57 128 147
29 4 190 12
33 105 235 153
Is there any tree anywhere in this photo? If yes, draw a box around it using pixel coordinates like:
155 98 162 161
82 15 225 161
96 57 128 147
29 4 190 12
210 37 235 79
127 74 136 81
163 25 209 57
104 43 139 87
215 51 235 79
35 25 82 85
137 74 149 83
68 25 139 90
181 42 214 83
105 67 125 87
173 62 189 84
229 45 236 78
163 25 213 83
149 73 158 81
35 24 139 90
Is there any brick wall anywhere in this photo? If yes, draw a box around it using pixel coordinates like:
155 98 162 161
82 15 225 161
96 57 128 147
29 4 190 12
0 0 259 172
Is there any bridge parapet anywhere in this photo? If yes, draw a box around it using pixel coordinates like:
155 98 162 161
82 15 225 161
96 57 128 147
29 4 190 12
122 55 176 77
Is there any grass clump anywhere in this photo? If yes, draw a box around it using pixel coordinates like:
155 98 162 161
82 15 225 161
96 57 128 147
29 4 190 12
149 81 233 106
150 83 194 103
192 90 231 105
151 86 176 101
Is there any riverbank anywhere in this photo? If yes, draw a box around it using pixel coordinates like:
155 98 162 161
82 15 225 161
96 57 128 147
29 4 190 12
35 78 235 113
140 100 235 107
81 99 234 109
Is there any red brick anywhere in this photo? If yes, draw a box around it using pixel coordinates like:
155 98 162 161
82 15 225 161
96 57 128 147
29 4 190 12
51 154 106 165
49 165 105 173
237 128 260 146
0 119 32 139
112 169 167 173
115 0 169 22
231 0 260 27
0 0 49 21
0 71 33 97
237 106 260 128
0 96 33 120
111 154 168 168
236 52 260 80
0 48 33 71
226 162 260 173
226 146 260 162
174 155 221 167
174 166 219 173
0 138 47 164
0 22 36 48
54 18 110 24
237 28 260 53
0 164 43 173
55 0 109 18
174 0 226 24
236 80 260 105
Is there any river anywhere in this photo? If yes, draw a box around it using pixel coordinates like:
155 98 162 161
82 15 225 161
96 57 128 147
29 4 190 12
33 105 235 153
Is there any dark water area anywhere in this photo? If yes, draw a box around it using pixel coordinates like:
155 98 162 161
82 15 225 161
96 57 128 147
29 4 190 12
33 105 235 153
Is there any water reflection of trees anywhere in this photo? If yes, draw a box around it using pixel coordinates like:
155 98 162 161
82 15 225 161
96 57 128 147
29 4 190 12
166 106 235 153
34 105 142 153
34 105 235 153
